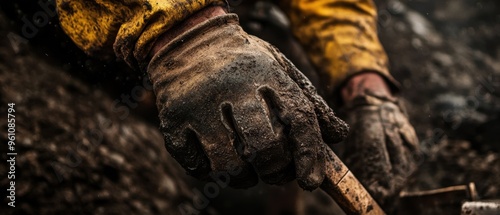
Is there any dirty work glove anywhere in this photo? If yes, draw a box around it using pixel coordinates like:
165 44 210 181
343 92 420 211
147 14 349 190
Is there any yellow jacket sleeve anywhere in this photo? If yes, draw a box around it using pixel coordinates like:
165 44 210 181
276 0 398 93
56 0 226 69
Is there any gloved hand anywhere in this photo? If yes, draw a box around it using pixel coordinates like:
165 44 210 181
147 14 348 190
343 91 420 210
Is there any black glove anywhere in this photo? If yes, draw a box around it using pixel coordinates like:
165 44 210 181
147 14 348 190
343 92 420 210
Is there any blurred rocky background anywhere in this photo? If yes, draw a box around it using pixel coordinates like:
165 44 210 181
374 0 500 199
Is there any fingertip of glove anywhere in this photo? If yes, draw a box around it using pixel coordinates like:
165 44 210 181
297 169 324 191
295 155 325 191
319 113 350 145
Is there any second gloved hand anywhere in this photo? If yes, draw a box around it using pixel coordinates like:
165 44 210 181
343 92 420 211
147 14 348 190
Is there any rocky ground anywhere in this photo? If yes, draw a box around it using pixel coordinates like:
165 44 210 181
1 0 499 214
0 11 205 215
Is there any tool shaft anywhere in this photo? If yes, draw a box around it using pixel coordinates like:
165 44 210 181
320 147 386 215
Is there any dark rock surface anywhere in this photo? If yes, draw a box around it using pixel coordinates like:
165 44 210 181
0 13 205 214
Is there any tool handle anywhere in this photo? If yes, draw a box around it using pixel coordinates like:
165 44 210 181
320 146 386 215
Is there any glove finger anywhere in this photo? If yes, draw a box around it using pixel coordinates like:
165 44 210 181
383 124 411 182
192 121 259 188
260 85 326 190
400 123 422 166
229 94 294 185
344 107 392 187
397 112 421 154
269 49 349 144
344 107 398 209
163 127 212 179
381 104 418 176
382 123 416 210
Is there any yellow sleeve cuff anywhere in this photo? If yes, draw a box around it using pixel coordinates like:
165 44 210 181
56 0 227 70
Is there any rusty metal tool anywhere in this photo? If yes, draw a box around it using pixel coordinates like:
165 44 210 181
320 146 386 215
398 182 478 215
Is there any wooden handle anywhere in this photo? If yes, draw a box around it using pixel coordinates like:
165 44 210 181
320 147 386 215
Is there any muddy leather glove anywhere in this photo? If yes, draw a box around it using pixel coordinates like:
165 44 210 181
343 91 420 211
147 14 348 190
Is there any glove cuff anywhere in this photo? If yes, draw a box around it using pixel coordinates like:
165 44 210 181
344 91 409 116
350 92 396 106
147 14 240 71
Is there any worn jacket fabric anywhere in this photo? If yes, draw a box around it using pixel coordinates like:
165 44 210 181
55 0 397 91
